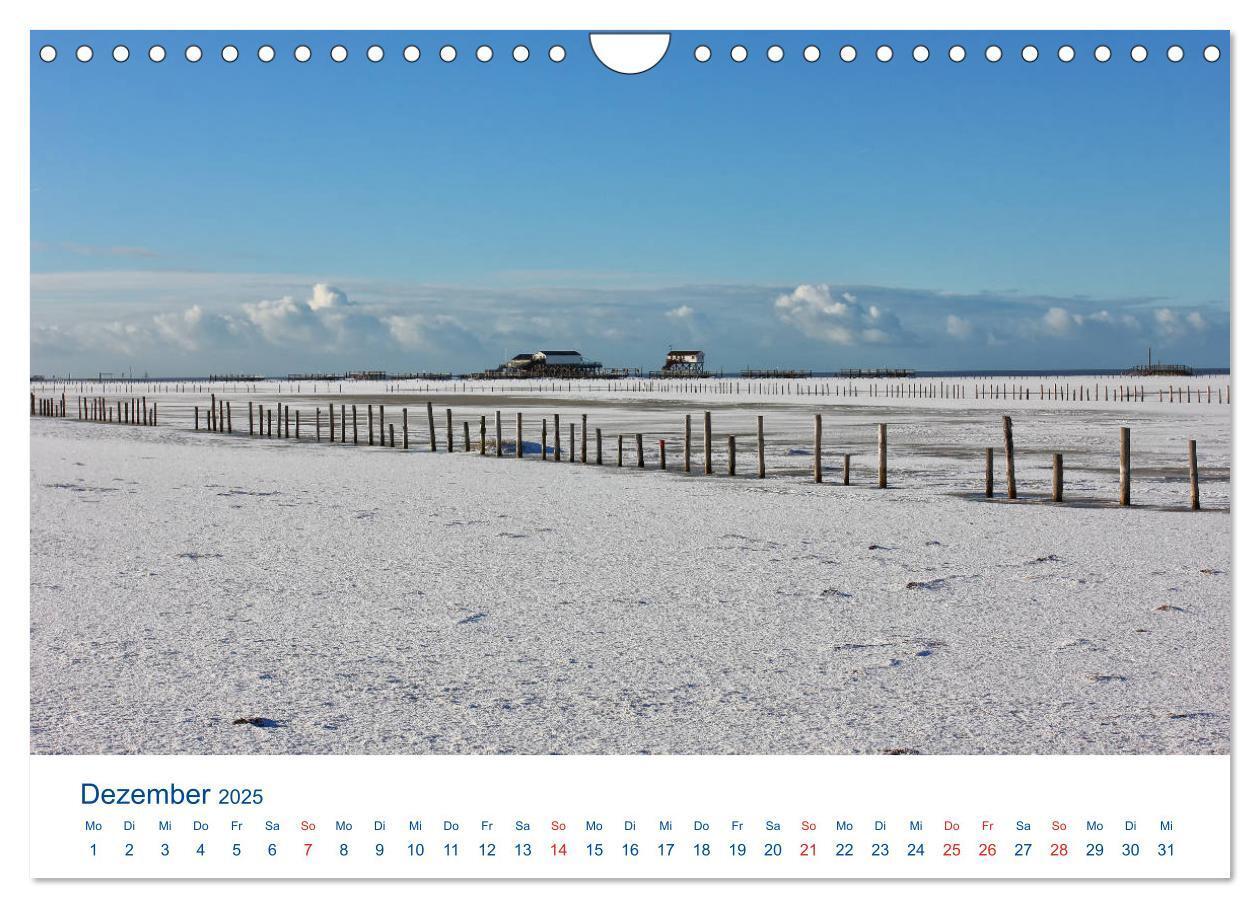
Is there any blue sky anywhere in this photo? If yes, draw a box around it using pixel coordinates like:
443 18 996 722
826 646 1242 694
30 30 1229 376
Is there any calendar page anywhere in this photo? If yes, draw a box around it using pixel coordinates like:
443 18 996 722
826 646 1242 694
21 1 1239 893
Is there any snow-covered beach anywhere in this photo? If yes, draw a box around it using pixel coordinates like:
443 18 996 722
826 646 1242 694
30 377 1230 755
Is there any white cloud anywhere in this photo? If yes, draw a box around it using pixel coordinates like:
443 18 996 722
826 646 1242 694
774 284 908 346
665 305 695 320
1042 306 1079 336
945 314 973 340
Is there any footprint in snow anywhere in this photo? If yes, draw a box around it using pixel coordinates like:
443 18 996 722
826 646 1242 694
906 579 947 591
458 612 488 625
1153 604 1188 613
232 716 282 728
1084 673 1127 684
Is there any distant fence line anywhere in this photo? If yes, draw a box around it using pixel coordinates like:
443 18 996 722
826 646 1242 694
33 391 1210 512
27 377 1231 406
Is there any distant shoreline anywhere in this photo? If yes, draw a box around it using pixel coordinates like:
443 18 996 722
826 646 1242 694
29 367 1233 383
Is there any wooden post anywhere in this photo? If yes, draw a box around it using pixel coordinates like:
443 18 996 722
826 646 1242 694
581 415 588 463
464 421 471 452
813 414 823 483
1189 439 1200 511
446 408 454 452
543 420 549 459
379 405 385 446
316 408 322 441
480 415 487 455
728 435 736 476
595 427 603 465
352 405 359 445
285 405 291 438
1003 416 1016 499
295 409 300 439
428 402 437 452
757 415 766 479
402 408 409 449
703 411 713 475
516 412 523 459
569 424 575 462
878 423 888 489
389 424 395 448
226 402 231 433
636 433 645 468
495 411 502 457
152 402 157 426
684 414 692 473
843 452 851 486
248 402 254 435
368 405 375 445
618 434 624 467
1119 426 1131 506
194 406 199 430
553 414 561 461
1052 453 1063 502
659 439 666 470
984 447 994 498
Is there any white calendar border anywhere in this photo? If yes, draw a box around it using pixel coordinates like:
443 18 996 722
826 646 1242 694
4 0 1253 903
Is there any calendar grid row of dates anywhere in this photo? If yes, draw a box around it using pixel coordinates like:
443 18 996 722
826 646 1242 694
81 817 1182 863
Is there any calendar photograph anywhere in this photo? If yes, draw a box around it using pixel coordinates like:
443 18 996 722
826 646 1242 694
29 28 1230 769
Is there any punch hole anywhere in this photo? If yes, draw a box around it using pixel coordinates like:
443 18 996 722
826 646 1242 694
803 45 820 62
1204 45 1221 62
549 45 566 63
258 45 275 63
731 45 748 62
476 45 493 62
839 45 857 62
330 45 348 63
149 45 166 63
367 45 385 62
294 45 312 63
1095 45 1111 62
913 45 929 62
1131 45 1148 62
949 45 966 62
76 45 93 63
403 45 421 62
440 45 457 62
694 45 711 62
39 45 57 62
985 45 1002 62
221 45 239 63
112 45 129 63
1022 45 1039 62
588 34 667 73
1058 45 1075 62
767 45 784 62
512 45 529 62
876 45 893 62
1167 45 1184 63
184 45 202 63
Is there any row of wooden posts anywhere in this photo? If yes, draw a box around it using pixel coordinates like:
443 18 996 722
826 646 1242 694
983 416 1202 510
187 394 889 486
34 379 1231 406
32 392 159 426
38 391 1205 511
